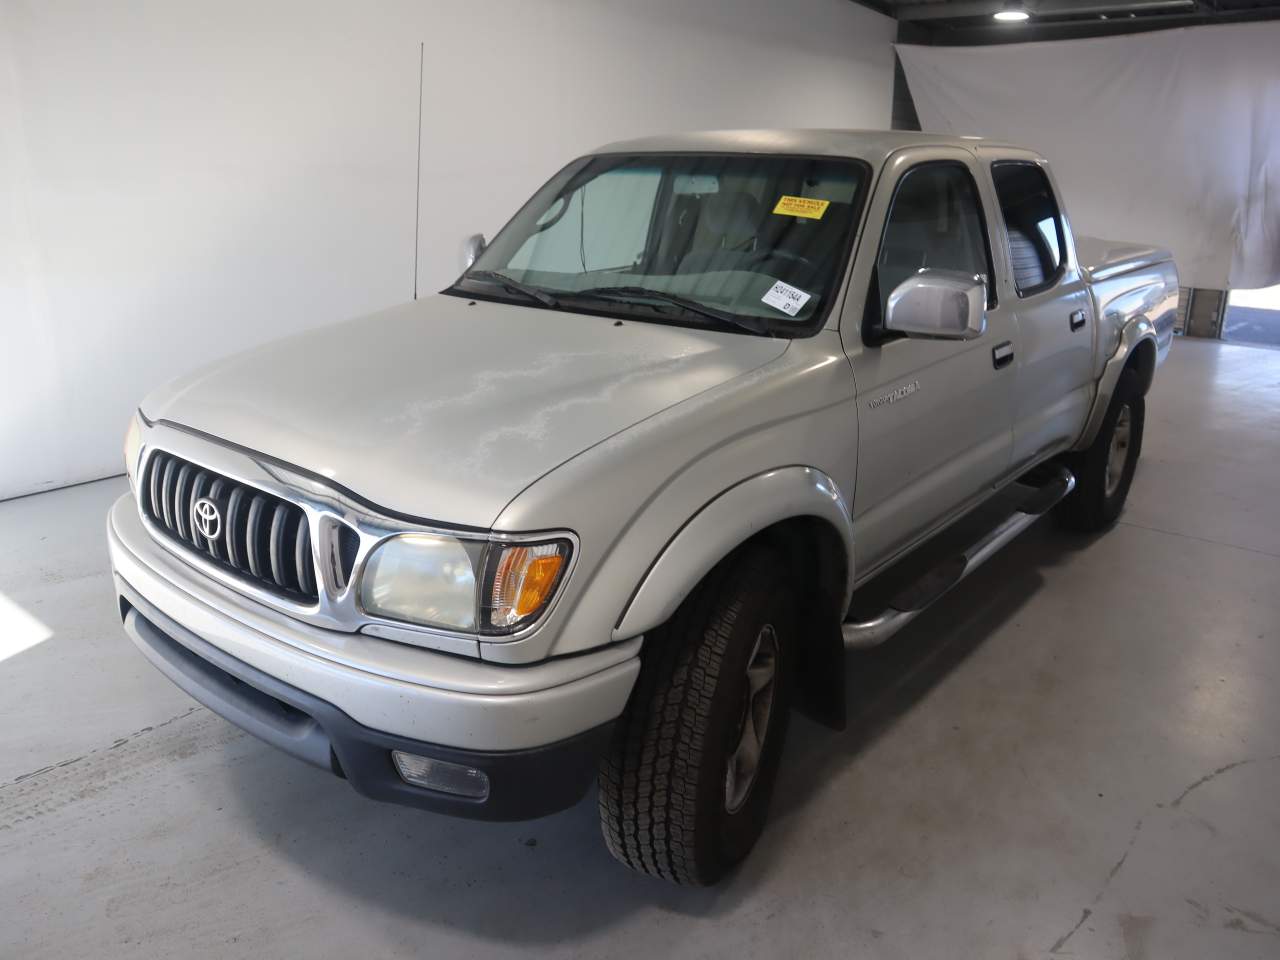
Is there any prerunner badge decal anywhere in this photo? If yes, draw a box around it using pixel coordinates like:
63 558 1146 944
761 280 812 317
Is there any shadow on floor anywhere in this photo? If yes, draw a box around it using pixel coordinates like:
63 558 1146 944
220 516 1100 944
768 516 1097 828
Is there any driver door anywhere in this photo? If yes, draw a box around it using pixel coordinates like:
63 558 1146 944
842 148 1016 580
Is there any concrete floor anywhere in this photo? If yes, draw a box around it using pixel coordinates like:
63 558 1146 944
2 338 1278 959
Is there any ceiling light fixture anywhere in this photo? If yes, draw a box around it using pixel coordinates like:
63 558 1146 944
993 1 1031 21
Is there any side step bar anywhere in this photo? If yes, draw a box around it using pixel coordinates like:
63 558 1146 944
842 464 1076 650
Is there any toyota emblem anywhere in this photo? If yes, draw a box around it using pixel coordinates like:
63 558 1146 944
192 497 222 540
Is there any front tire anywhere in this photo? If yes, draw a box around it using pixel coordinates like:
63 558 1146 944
598 544 795 885
1056 369 1145 532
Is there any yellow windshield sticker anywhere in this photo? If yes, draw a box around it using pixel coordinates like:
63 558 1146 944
773 195 829 219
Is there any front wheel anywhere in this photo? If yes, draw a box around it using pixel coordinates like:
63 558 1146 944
1056 369 1145 532
598 544 795 885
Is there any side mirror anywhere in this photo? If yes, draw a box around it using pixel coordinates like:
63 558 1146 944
885 269 987 340
460 233 487 271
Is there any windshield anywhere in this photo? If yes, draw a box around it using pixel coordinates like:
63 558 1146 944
451 153 869 336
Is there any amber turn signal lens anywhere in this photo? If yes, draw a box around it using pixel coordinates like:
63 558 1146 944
488 542 569 630
515 555 562 616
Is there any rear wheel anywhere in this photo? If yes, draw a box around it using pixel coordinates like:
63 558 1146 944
598 544 795 885
1056 369 1145 532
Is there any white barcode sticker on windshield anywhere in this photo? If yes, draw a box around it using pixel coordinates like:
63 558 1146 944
761 280 812 317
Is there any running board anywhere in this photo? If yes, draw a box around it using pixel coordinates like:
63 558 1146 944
842 464 1075 650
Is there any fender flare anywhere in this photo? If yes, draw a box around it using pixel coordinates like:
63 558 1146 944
613 465 855 640
1074 316 1159 451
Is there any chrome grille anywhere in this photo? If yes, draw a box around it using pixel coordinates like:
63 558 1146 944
143 451 318 601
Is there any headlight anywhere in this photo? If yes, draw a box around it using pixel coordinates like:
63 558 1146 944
123 413 143 491
359 534 571 635
360 534 484 631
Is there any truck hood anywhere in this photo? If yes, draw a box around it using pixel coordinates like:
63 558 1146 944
142 294 787 528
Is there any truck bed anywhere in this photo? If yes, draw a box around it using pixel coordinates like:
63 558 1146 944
1075 235 1174 282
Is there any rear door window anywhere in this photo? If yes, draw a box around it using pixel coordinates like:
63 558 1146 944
991 162 1066 296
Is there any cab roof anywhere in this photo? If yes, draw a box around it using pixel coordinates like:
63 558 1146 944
593 128 1026 164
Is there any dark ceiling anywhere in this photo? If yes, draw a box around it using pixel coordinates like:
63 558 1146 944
854 0 1280 44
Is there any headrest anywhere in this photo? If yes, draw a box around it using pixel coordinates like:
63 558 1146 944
700 191 761 246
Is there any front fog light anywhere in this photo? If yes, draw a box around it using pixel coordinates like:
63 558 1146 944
392 751 490 799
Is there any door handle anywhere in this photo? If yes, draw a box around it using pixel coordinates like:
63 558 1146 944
1070 309 1087 331
992 341 1014 369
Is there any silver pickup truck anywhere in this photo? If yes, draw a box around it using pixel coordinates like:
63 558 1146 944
109 130 1177 885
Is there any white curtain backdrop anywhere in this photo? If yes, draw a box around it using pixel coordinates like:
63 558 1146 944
897 22 1280 291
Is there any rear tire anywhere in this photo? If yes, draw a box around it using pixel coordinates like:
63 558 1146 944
1056 369 1145 532
598 544 795 885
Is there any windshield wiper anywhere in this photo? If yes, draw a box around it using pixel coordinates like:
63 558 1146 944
464 270 558 308
572 286 770 335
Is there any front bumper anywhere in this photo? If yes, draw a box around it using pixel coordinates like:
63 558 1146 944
118 580 610 819
107 494 639 819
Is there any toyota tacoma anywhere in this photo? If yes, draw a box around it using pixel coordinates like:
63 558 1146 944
109 130 1177 884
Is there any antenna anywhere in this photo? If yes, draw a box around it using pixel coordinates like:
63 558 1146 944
413 41 424 300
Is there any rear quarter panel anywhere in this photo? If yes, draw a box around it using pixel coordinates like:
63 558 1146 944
1088 258 1180 379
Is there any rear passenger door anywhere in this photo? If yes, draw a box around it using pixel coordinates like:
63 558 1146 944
984 154 1095 468
843 148 1016 579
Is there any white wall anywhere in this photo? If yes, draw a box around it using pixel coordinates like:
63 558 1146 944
0 0 894 500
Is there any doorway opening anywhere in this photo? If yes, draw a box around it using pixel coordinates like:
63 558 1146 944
1224 284 1280 347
